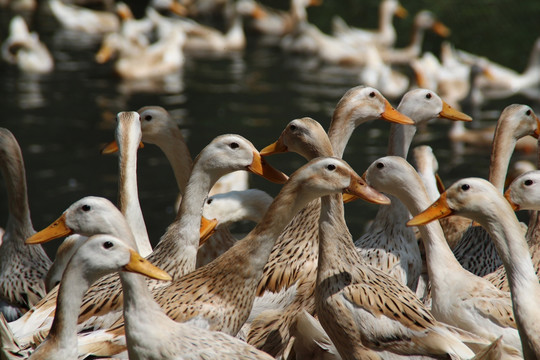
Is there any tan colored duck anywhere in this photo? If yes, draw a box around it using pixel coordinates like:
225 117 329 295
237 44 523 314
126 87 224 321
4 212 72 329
9 134 286 346
368 156 521 354
244 86 413 357
452 104 540 277
27 235 170 360
484 170 540 292
1 16 54 74
409 177 540 359
332 0 407 49
0 128 51 322
315 166 485 359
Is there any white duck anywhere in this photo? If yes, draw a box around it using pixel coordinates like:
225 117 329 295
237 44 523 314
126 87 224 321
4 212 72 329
332 0 408 49
1 16 53 74
409 177 540 360
48 0 120 34
0 128 51 322
368 156 521 355
27 235 171 360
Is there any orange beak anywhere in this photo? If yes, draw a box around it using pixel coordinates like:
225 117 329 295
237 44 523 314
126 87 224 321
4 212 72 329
342 172 390 205
101 140 144 155
432 21 450 37
199 216 218 246
504 188 520 211
26 213 73 244
438 101 472 122
532 111 540 139
395 4 408 18
381 100 414 125
248 151 288 184
260 140 288 156
124 249 172 281
407 192 453 226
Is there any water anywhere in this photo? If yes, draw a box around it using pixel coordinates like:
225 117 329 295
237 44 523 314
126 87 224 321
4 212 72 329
0 2 539 259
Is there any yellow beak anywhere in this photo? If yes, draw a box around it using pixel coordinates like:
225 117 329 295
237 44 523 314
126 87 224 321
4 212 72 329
124 249 172 281
26 213 73 244
438 101 472 122
199 216 218 246
407 192 453 226
260 140 288 156
381 100 414 125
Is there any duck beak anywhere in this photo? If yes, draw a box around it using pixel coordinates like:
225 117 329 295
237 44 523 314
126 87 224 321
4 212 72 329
169 1 188 16
343 175 390 205
532 112 540 139
504 188 520 211
124 250 172 281
101 140 144 155
96 43 113 64
260 140 288 156
381 100 414 125
248 151 289 184
199 216 218 246
395 4 408 18
308 0 322 6
438 101 472 122
252 5 266 19
407 192 453 226
432 21 450 37
26 213 73 244
435 173 446 193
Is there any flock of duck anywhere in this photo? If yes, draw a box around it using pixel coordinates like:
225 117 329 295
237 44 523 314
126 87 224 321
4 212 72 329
2 0 540 360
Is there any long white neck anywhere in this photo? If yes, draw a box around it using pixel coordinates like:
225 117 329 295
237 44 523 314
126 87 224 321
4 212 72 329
118 126 152 257
488 118 518 193
150 127 192 196
478 198 540 359
147 161 218 278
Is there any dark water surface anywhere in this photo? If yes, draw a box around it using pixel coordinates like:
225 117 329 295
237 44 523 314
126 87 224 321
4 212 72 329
1 2 539 258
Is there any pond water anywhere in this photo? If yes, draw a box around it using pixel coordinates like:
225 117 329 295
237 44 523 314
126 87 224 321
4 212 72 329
0 1 539 258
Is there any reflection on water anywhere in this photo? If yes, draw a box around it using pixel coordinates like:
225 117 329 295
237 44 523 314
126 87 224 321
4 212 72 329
0 3 539 258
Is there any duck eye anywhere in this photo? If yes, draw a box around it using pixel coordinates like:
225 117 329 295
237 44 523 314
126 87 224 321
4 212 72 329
144 114 153 121
289 124 297 131
327 164 336 171
376 162 384 169
525 179 534 186
230 142 239 149
369 91 376 98
526 109 532 116
82 205 91 212
103 241 114 249
461 184 470 191
206 198 213 205
425 93 432 99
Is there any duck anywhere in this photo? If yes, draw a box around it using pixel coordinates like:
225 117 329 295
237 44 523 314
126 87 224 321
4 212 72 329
451 104 540 277
198 189 273 267
48 0 120 34
483 170 540 292
44 235 87 292
244 86 413 357
9 134 287 347
409 177 540 359
368 156 522 355
332 0 408 49
1 16 54 74
0 128 51 322
380 10 450 65
237 0 320 38
354 88 472 291
96 16 186 79
26 235 171 360
315 161 487 359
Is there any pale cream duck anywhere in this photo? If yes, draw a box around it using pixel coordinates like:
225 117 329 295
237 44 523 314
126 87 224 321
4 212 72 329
27 235 171 360
1 16 54 74
8 134 286 346
451 104 540 277
0 128 51 322
48 0 121 34
368 156 521 354
409 177 540 360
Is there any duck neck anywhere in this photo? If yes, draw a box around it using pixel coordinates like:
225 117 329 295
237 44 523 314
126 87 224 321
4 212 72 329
118 130 152 257
48 264 94 351
317 194 355 278
488 118 518 192
378 2 395 40
153 128 192 196
406 22 425 56
149 163 215 278
387 123 417 158
1 141 33 239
